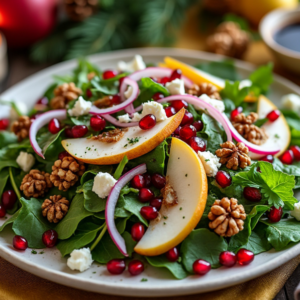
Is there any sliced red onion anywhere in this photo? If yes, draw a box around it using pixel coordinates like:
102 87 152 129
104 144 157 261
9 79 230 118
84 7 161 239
29 109 67 158
102 114 138 127
106 163 147 256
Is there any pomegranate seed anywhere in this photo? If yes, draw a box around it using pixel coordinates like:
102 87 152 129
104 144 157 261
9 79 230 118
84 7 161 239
48 118 61 134
243 187 262 202
290 145 300 161
131 223 145 242
139 114 156 130
103 70 118 80
216 171 232 188
192 120 203 132
189 136 206 152
42 229 58 248
171 100 188 112
164 106 176 118
231 107 243 120
143 174 151 187
160 76 170 85
1 190 17 210
90 115 106 131
30 113 42 120
266 110 280 122
153 92 165 101
236 248 254 266
151 173 166 189
179 125 196 141
107 259 126 275
170 69 182 81
13 235 28 250
174 126 181 136
166 247 179 262
0 119 9 130
268 206 283 223
181 111 194 126
86 89 93 98
36 97 49 106
128 260 144 276
111 94 121 105
58 151 69 160
72 125 88 138
260 155 274 163
0 205 6 218
65 126 73 138
193 259 211 275
140 206 158 220
138 188 154 203
131 175 145 189
219 251 236 267
280 150 294 165
150 198 162 210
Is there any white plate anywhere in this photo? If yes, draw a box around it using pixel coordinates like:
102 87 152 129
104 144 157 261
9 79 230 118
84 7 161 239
1 48 300 297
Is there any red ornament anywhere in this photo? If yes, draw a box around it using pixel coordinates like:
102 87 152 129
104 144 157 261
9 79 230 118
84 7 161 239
42 229 58 248
107 259 126 275
193 259 211 275
236 249 254 266
128 260 144 276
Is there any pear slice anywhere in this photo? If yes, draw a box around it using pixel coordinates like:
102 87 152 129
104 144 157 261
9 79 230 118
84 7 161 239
134 137 208 256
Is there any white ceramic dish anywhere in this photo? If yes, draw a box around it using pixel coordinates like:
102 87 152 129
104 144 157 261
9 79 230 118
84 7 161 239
1 48 300 297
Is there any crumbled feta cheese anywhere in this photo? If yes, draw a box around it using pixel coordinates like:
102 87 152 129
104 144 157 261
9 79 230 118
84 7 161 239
141 101 167 121
118 114 131 123
291 202 300 221
165 78 185 95
10 102 28 122
92 172 117 199
197 151 221 177
239 79 252 89
199 94 225 113
67 248 93 272
68 96 92 117
281 94 300 114
124 86 133 99
131 112 142 122
117 55 146 73
16 151 35 172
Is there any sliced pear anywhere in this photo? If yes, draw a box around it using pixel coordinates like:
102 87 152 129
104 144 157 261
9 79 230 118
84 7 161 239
134 137 208 256
61 109 184 165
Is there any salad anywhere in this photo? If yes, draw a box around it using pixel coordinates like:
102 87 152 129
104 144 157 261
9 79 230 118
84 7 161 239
0 55 300 279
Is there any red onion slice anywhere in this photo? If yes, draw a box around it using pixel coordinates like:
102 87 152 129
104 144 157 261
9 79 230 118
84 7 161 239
106 163 147 256
29 109 67 158
102 114 138 127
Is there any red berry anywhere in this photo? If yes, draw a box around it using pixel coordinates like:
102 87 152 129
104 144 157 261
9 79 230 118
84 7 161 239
139 114 156 130
169 69 182 81
1 190 17 210
58 151 69 160
192 120 203 132
151 173 166 189
290 145 300 161
0 205 6 218
193 259 211 275
42 229 58 248
280 150 294 165
243 187 262 202
90 115 106 131
236 248 254 266
65 126 74 138
128 260 144 276
181 111 194 126
219 251 236 267
107 259 126 275
171 100 188 112
215 171 232 188
143 174 152 187
103 70 118 80
260 155 274 163
48 118 61 134
131 223 145 242
179 125 196 141
231 107 243 120
0 119 9 130
86 89 93 98
36 97 49 106
164 106 176 118
166 247 179 262
160 76 170 85
111 94 121 105
152 92 165 101
189 136 206 153
150 198 162 210
131 174 145 189
13 235 28 251
140 206 158 220
72 125 88 138
268 206 283 223
138 188 154 203
266 110 280 122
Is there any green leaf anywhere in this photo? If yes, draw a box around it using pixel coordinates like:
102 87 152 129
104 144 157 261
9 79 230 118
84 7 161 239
0 131 18 148
0 168 9 198
0 148 20 172
82 180 106 213
249 63 273 94
242 230 272 255
80 165 114 184
254 118 268 128
220 81 249 106
0 210 20 232
114 155 128 179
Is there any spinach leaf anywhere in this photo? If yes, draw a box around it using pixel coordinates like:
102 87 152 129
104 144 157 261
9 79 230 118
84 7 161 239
241 230 272 255
249 63 273 94
220 81 249 107
0 131 18 148
81 180 106 213
80 165 114 184
0 210 20 232
0 168 9 197
0 148 20 171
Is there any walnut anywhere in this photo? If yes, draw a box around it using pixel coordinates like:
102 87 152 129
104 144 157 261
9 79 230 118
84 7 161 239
215 141 251 170
87 72 96 81
41 195 69 223
91 128 128 143
20 170 53 198
208 197 246 237
50 156 85 191
161 177 178 207
93 96 113 108
50 82 82 109
207 32 234 56
232 112 268 145
11 116 31 141
187 83 221 100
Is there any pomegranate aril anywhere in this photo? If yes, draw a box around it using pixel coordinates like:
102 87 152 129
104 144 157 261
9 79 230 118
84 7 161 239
219 251 236 267
174 126 181 136
131 222 145 242
128 260 144 276
152 92 165 101
192 120 203 132
58 151 69 160
86 89 93 98
13 235 28 250
215 170 232 188
48 118 61 134
111 94 121 105
171 100 188 112
230 107 243 120
181 111 194 126
160 76 170 85
243 187 262 202
0 205 6 218
193 259 211 275
189 136 206 153
166 247 179 262
266 109 280 122
150 198 162 210
170 69 182 81
42 229 58 248
103 69 118 80
140 206 158 220
139 114 156 130
260 155 274 163
131 174 145 189
90 115 106 131
179 125 196 141
236 248 254 266
107 259 126 275
138 188 154 203
164 106 176 118
1 190 17 210
151 173 166 189
65 126 73 138
30 113 42 120
72 125 88 138
268 206 283 223
36 97 49 106
290 145 300 161
0 119 9 130
280 150 294 165
143 174 151 187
